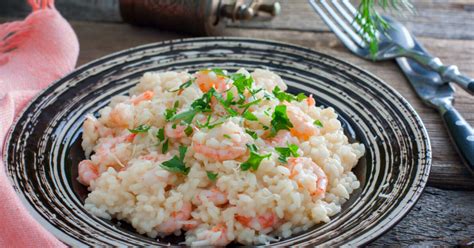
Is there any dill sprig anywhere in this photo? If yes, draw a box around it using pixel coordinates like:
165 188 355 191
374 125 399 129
355 0 414 57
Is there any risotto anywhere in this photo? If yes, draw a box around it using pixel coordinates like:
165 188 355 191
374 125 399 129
78 68 365 246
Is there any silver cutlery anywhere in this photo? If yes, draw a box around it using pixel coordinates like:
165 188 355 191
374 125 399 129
308 0 474 95
309 0 474 173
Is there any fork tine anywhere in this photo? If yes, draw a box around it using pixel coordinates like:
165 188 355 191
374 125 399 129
308 0 363 53
319 0 366 47
335 0 373 42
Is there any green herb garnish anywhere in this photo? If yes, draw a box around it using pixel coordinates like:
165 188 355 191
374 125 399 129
128 124 151 134
275 144 300 163
270 105 293 136
272 86 306 102
207 171 218 181
314 120 324 128
243 110 258 121
169 79 193 92
160 146 190 175
156 128 165 142
240 144 271 171
164 101 180 120
245 129 258 140
184 126 193 136
223 134 231 139
162 139 169 153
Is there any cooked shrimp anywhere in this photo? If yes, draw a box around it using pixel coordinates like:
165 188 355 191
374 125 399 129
306 94 315 106
192 120 251 161
235 212 278 233
287 157 327 198
82 115 112 157
107 102 134 128
140 153 175 184
285 104 319 140
193 224 230 246
129 90 154 105
195 70 229 93
194 188 228 205
164 123 187 139
92 134 133 168
265 130 292 147
156 201 192 235
77 160 99 186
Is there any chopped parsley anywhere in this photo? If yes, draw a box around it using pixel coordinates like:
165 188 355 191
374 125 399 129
164 101 180 120
156 128 165 142
196 115 225 129
206 171 218 181
162 139 169 153
272 86 307 102
184 126 193 136
223 134 231 139
314 119 324 128
169 79 193 92
128 124 150 134
160 146 190 175
245 129 258 139
213 90 238 117
242 110 258 121
270 105 293 136
232 73 253 94
275 144 300 163
240 144 271 171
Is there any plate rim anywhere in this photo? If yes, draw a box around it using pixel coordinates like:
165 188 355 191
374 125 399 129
2 36 432 246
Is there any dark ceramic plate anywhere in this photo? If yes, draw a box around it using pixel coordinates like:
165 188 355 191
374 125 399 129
3 37 431 246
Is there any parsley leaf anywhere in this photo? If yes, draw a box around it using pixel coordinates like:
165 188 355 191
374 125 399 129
223 134 231 139
184 126 193 136
270 105 293 137
314 119 324 128
245 129 258 140
232 73 254 95
212 90 238 117
129 124 151 134
156 128 165 142
162 139 169 153
170 109 197 124
272 87 307 102
240 144 271 171
169 79 193 92
275 144 300 163
160 146 190 175
206 171 218 181
243 110 258 121
164 101 180 121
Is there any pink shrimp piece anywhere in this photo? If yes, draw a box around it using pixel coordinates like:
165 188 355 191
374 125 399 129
129 90 154 105
307 94 315 106
195 70 229 93
194 224 231 246
194 188 228 205
287 157 328 198
164 123 187 139
265 130 292 147
156 201 192 235
235 211 278 233
108 103 134 128
77 160 99 186
192 121 250 161
285 104 319 141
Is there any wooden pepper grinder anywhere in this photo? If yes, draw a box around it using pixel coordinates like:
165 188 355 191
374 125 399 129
119 0 281 35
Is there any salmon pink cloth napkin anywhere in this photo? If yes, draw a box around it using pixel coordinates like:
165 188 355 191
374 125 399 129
0 0 78 246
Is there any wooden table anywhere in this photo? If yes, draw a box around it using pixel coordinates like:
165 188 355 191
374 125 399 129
1 0 473 246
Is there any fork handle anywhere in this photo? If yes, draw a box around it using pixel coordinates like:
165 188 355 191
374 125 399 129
438 104 474 175
405 50 474 95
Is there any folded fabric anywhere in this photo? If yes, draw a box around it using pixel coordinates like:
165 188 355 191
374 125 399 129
0 0 79 246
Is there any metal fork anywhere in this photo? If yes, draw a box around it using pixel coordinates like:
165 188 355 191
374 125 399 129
308 0 474 95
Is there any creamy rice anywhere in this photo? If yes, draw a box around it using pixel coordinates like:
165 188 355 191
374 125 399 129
78 68 364 246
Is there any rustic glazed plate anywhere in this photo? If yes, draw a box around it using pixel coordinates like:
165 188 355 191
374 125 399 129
3 37 431 246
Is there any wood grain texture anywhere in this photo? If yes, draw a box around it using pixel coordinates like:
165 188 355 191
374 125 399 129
369 187 474 246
